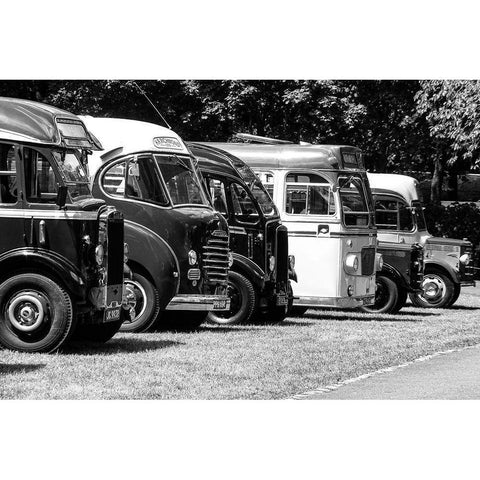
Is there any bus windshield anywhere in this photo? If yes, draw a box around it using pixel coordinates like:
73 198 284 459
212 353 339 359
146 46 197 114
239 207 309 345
250 180 279 217
338 175 370 227
154 154 209 206
53 150 91 200
412 200 427 230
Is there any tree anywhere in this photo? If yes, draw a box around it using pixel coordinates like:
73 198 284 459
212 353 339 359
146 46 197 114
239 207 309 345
415 80 480 203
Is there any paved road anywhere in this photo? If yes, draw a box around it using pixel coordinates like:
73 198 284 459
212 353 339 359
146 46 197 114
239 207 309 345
303 344 480 400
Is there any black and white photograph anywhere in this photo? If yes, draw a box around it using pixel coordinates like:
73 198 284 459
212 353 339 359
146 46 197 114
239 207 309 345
2 1 480 479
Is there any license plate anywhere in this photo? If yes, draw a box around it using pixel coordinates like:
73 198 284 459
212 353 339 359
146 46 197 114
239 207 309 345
276 295 288 306
363 297 375 306
213 299 228 310
104 307 121 323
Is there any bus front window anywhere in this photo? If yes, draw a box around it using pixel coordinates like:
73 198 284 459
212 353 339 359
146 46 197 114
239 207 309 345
53 150 91 201
155 155 208 206
250 180 278 217
412 201 427 230
338 175 370 227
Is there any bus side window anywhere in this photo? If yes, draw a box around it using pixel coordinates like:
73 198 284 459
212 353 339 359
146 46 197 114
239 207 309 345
207 178 228 215
0 143 18 204
285 172 334 215
23 148 58 204
102 161 126 196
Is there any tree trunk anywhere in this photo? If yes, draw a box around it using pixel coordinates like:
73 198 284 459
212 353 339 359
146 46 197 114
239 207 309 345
431 155 444 205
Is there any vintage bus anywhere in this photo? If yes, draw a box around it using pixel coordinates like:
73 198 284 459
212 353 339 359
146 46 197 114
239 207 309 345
81 117 231 332
206 137 379 313
368 173 475 308
0 98 130 352
189 142 294 324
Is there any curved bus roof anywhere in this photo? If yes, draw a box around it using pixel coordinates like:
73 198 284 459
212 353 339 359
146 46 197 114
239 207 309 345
0 97 101 150
198 142 364 171
188 142 258 185
367 173 421 204
80 116 190 178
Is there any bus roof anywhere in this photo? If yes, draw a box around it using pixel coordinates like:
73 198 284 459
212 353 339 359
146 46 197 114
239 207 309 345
0 97 101 150
188 142 258 185
367 173 421 204
197 142 364 170
80 116 190 177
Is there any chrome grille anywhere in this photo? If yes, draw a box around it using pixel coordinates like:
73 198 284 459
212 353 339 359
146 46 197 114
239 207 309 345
202 230 229 286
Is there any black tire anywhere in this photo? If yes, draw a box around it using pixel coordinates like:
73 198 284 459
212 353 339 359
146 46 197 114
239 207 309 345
409 270 454 308
207 271 257 325
290 306 309 317
447 283 461 307
159 311 208 331
360 275 399 314
120 272 160 333
73 319 123 343
394 287 408 313
0 273 75 353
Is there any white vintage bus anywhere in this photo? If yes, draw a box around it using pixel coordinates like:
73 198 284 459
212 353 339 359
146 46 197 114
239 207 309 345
205 138 380 313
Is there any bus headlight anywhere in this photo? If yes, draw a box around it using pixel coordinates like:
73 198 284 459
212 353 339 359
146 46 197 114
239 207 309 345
344 253 359 275
347 285 354 296
376 253 384 271
188 250 198 266
95 245 104 266
124 242 130 263
269 255 276 272
459 253 470 265
228 252 234 268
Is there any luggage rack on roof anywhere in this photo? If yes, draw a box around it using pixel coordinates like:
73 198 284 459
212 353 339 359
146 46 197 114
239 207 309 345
234 132 294 145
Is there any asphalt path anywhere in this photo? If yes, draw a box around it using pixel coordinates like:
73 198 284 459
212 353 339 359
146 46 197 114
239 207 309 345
301 285 480 400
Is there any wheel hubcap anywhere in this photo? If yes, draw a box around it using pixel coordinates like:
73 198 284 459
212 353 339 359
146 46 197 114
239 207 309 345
421 275 445 302
8 292 46 332
124 280 145 323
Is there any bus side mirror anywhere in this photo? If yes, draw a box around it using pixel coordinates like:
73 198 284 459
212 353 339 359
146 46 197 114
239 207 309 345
56 185 68 208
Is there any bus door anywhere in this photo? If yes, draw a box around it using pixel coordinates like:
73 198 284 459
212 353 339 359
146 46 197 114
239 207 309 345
281 171 339 300
205 176 263 266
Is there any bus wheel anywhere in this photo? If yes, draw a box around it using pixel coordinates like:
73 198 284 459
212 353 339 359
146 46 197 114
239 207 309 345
447 283 461 307
73 319 123 343
0 273 75 353
360 275 398 314
207 271 256 325
120 272 160 333
394 287 408 313
409 270 454 308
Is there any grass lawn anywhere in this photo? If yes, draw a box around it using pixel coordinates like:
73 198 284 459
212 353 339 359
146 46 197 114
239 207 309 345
1 288 480 399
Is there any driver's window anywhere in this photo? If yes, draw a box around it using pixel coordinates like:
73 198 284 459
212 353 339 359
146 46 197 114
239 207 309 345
23 148 58 204
230 183 258 223
0 143 18 205
207 178 228 215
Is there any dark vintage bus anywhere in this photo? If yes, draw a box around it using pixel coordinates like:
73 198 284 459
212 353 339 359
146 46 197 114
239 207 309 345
82 117 231 331
189 142 294 324
204 136 380 314
368 173 475 308
0 98 130 352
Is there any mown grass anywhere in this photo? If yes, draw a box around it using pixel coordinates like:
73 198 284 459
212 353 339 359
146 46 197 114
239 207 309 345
1 288 480 399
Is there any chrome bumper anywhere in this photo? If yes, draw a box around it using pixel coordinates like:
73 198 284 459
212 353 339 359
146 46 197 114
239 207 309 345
294 294 375 309
166 294 231 311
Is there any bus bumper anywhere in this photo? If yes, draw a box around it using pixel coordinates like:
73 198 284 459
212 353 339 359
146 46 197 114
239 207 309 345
295 294 376 309
166 294 231 311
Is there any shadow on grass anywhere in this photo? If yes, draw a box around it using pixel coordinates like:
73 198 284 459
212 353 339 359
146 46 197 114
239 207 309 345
444 305 479 311
0 364 45 375
62 338 184 355
198 325 268 332
303 311 425 323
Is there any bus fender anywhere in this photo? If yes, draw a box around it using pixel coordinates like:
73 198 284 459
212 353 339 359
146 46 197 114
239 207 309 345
0 248 87 300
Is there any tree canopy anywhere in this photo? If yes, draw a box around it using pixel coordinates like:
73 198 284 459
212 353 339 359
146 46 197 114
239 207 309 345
1 79 479 204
